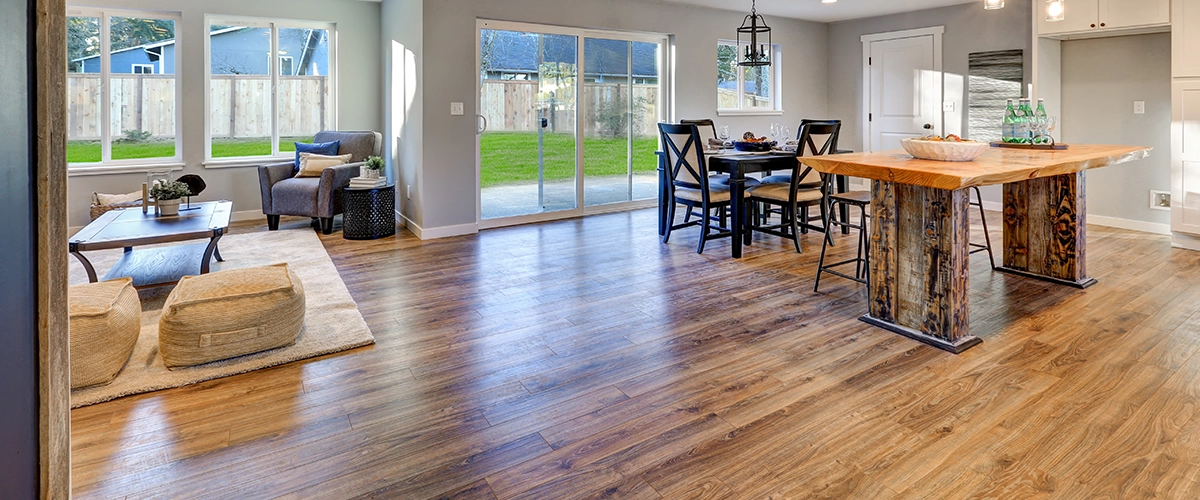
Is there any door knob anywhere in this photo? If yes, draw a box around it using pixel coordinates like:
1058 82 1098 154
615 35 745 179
923 123 933 130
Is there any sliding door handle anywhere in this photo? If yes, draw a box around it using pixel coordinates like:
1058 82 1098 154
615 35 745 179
477 114 488 135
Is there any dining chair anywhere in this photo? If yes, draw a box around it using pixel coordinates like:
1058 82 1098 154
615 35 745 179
659 123 740 254
746 121 841 253
680 119 718 147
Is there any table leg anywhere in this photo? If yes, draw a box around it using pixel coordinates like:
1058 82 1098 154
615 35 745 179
70 243 98 283
730 176 745 259
997 172 1094 288
837 175 850 234
201 228 225 274
861 180 979 354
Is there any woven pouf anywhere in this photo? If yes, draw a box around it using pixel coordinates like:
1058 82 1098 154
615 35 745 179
69 277 141 389
159 263 305 368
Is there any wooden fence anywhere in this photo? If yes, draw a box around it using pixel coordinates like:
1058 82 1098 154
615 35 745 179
481 80 660 137
66 74 330 140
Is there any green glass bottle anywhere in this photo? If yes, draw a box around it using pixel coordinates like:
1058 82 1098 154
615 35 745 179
1034 99 1049 144
1002 99 1017 143
1017 98 1033 144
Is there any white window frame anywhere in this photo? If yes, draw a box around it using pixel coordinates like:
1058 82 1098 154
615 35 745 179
204 15 338 167
279 55 295 76
716 39 783 116
66 7 183 172
131 63 154 74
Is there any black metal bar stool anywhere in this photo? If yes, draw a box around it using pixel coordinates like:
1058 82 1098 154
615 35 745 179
968 186 996 269
814 190 871 292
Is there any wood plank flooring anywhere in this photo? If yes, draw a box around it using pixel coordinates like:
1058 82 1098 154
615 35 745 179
70 208 1200 499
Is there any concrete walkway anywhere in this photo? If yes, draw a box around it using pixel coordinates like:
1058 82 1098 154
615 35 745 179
481 174 657 219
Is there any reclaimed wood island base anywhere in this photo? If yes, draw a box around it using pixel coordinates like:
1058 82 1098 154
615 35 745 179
802 145 1150 353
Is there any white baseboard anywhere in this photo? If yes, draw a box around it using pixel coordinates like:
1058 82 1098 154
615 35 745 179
231 209 263 223
1087 215 1171 235
400 213 478 240
1172 231 1200 251
980 200 1002 212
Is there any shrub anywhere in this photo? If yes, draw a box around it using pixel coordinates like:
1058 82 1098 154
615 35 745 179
149 180 191 200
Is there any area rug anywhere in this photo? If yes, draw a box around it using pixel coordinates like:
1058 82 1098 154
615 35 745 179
67 229 375 408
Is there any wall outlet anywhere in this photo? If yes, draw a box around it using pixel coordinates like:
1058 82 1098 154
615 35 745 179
450 102 464 115
1134 101 1146 114
406 184 412 200
1150 190 1170 211
942 101 955 112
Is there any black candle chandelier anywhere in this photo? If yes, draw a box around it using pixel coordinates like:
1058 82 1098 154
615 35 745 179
737 0 772 67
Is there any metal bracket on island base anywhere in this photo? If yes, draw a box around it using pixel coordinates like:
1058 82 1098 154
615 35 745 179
994 266 1097 289
859 315 983 355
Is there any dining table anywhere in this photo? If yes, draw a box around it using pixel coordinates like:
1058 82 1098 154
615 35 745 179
656 149 853 258
800 144 1151 353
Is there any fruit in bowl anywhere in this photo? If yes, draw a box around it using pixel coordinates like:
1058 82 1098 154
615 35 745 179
901 135 989 162
733 132 776 152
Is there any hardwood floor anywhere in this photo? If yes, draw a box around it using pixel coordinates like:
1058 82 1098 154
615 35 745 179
70 208 1200 499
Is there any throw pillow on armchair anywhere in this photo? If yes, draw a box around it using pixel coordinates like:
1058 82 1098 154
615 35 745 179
293 140 340 172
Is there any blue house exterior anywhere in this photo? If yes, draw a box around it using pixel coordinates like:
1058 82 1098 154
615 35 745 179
481 30 658 83
73 27 330 76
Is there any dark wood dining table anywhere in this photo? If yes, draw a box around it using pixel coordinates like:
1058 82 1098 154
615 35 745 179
656 150 852 258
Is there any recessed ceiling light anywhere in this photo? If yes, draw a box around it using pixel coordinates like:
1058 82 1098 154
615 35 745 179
822 0 837 3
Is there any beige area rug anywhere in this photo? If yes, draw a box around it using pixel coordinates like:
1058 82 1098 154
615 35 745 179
68 229 374 408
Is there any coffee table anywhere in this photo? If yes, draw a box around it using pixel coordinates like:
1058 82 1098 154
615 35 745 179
70 201 233 287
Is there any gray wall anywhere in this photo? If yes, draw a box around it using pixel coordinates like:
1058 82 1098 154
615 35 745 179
1061 34 1171 227
382 0 423 226
0 0 38 495
67 0 383 228
393 0 828 231
826 0 1033 204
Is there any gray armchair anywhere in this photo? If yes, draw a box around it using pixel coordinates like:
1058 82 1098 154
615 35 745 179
258 131 383 234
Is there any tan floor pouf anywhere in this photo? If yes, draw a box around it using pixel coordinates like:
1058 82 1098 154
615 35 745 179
159 263 305 368
70 277 141 389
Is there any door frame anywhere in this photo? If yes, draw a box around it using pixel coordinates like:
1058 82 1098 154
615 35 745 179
475 19 671 229
860 26 945 153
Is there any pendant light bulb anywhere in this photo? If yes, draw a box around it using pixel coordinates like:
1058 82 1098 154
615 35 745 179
1047 0 1065 22
984 0 1005 10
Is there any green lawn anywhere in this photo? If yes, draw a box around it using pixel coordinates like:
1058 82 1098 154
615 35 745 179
480 131 657 188
68 132 654 188
67 136 314 164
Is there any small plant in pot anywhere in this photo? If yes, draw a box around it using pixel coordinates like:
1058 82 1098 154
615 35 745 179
362 155 384 179
149 180 190 216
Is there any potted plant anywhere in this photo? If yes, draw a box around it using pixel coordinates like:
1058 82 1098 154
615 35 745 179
362 155 384 179
149 180 191 216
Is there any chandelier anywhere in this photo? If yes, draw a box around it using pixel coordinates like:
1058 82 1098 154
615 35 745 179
737 0 771 67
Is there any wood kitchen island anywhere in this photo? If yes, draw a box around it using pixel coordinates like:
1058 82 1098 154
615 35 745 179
801 145 1150 353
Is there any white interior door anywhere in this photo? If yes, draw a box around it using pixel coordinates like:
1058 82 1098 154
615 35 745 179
867 33 941 152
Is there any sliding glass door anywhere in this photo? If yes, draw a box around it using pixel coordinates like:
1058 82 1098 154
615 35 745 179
477 20 668 226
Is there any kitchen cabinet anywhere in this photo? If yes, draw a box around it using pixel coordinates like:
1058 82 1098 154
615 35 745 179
1176 0 1200 77
1172 80 1200 235
1039 0 1170 37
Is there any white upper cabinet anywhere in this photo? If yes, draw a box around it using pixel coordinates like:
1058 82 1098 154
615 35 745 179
1177 0 1200 77
1039 0 1171 36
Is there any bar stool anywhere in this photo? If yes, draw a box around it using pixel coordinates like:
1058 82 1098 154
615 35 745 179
969 186 996 269
814 190 871 292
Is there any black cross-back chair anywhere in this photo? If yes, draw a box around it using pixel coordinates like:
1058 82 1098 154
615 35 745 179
659 123 744 254
747 121 842 253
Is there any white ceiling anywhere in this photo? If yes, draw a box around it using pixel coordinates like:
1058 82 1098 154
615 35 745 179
656 0 981 23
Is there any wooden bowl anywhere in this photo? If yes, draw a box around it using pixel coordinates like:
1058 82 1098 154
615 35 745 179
900 138 989 162
733 140 776 152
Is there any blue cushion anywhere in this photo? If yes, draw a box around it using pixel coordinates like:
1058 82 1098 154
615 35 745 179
293 140 340 172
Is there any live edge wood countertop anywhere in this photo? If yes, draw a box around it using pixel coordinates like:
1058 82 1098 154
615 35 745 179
799 144 1151 190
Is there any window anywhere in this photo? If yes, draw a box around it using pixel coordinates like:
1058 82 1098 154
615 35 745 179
67 9 181 166
716 40 781 113
206 18 336 161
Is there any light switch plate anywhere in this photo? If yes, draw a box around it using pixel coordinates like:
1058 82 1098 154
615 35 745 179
1134 101 1146 114
451 102 464 115
943 101 955 112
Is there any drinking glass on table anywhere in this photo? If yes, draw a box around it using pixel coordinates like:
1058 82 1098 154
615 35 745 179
718 125 731 148
769 123 780 142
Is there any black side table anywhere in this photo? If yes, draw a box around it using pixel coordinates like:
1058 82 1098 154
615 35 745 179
342 184 396 240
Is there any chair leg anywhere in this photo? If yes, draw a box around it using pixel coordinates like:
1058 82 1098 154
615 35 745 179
800 206 810 234
697 204 710 254
267 215 280 231
856 206 869 279
320 217 334 235
973 186 996 269
663 202 677 243
789 204 802 254
814 202 835 293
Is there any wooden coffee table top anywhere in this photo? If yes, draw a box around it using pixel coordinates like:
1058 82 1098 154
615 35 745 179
799 144 1151 190
70 201 233 251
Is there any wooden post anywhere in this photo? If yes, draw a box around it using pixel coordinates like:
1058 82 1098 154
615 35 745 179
228 76 237 139
135 73 144 134
863 180 979 354
999 172 1093 288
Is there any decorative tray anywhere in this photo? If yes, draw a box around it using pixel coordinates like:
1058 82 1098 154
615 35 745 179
989 141 1069 150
